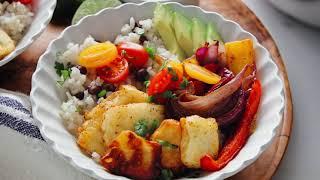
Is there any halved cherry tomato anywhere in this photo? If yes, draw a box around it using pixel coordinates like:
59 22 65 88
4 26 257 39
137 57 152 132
147 67 183 96
117 42 149 68
97 57 129 83
79 42 118 68
147 69 171 96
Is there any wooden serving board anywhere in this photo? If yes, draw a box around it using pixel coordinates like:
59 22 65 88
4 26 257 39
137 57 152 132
0 0 293 179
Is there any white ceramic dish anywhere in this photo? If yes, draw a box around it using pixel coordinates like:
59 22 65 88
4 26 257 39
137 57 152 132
0 0 56 67
30 2 285 180
122 0 198 6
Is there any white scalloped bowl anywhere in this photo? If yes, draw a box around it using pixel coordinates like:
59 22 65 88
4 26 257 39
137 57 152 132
0 0 56 67
30 2 284 180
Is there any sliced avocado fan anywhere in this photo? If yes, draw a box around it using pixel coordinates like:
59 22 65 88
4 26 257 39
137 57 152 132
154 4 186 60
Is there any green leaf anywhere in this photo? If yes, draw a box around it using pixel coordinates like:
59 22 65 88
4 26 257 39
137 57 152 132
162 90 176 99
159 169 174 180
144 80 150 88
145 46 156 59
157 140 178 149
149 119 160 134
97 89 107 98
147 96 155 103
159 60 169 71
61 70 70 80
180 77 189 89
134 120 149 137
54 62 65 76
167 67 178 81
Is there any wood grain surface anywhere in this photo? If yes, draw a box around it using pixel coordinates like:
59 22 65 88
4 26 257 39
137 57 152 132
0 0 293 179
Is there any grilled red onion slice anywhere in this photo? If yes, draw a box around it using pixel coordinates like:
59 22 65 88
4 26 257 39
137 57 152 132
216 90 248 126
177 65 249 111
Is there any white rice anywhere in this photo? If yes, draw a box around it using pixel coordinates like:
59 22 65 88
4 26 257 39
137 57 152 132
62 67 86 95
0 1 33 42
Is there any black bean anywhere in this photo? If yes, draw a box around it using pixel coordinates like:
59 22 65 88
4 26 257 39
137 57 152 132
74 91 84 100
88 84 102 95
139 35 148 45
102 83 116 92
76 65 87 74
135 68 149 82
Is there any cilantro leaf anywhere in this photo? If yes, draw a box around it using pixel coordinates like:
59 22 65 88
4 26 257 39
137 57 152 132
162 90 176 99
159 60 169 71
147 96 155 103
144 80 150 88
97 89 107 98
134 120 149 137
54 62 64 76
149 119 160 134
159 169 174 180
180 77 189 89
167 67 178 81
145 46 155 59
157 140 178 149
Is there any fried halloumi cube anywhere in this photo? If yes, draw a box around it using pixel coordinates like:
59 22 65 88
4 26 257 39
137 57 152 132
101 130 161 180
0 29 15 59
102 103 165 146
77 85 149 156
151 119 184 170
180 115 219 168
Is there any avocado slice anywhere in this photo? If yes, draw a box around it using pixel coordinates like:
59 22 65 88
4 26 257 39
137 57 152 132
173 12 193 57
206 22 223 43
154 4 186 60
191 18 207 52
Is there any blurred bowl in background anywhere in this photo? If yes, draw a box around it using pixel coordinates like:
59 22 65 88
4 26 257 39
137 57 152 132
269 0 320 28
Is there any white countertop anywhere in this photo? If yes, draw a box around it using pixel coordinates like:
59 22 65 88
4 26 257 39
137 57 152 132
244 0 320 179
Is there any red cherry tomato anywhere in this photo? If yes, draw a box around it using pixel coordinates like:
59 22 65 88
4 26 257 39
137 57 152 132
97 57 129 83
117 42 149 68
147 69 172 96
18 0 32 4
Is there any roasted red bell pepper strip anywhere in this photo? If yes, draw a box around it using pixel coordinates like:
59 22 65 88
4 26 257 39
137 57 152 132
200 80 262 171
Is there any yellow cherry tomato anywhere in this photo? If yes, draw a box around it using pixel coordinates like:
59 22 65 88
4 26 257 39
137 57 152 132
183 55 199 65
184 63 221 84
167 60 184 75
78 42 118 68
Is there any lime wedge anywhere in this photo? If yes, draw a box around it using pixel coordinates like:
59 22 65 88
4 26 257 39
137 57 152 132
72 0 122 25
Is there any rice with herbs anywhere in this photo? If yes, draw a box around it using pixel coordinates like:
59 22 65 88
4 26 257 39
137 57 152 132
56 17 176 132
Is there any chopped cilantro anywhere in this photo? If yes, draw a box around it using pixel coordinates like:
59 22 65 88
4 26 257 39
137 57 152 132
54 61 72 85
180 77 189 89
159 169 174 180
134 119 160 138
145 46 155 59
134 120 149 137
54 62 64 76
144 80 150 88
157 140 178 149
159 60 169 70
149 119 160 134
147 95 155 103
76 106 83 113
97 89 107 98
162 90 176 99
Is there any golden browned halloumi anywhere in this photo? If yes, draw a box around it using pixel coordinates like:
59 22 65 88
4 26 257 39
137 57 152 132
180 115 219 168
0 29 15 59
102 103 165 146
101 130 161 180
77 85 149 156
151 119 184 171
